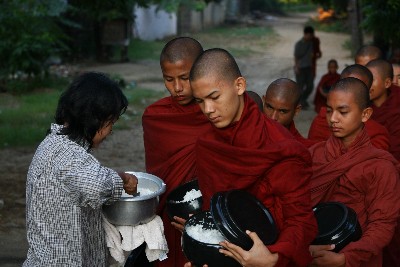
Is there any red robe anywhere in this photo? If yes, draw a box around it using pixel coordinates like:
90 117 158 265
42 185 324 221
308 107 390 150
196 94 318 267
313 72 340 113
309 128 400 267
371 85 400 160
289 121 318 148
142 97 211 267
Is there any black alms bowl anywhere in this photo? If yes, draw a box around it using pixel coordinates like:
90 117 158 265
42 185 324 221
166 179 203 220
182 211 241 267
312 202 362 252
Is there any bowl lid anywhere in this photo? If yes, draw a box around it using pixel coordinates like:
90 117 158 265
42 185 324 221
313 202 353 240
210 190 278 250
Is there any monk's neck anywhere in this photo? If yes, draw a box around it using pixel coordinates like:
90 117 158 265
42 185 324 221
340 127 363 149
372 92 388 107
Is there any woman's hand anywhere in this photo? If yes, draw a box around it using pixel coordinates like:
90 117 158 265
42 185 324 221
118 172 138 195
219 230 278 267
309 244 345 267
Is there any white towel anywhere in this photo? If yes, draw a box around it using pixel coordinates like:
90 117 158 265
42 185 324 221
103 215 169 264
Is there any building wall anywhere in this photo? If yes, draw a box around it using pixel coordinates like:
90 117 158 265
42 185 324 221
133 5 177 41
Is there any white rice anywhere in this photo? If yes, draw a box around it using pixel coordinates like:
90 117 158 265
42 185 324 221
186 224 225 244
174 189 202 203
121 187 154 197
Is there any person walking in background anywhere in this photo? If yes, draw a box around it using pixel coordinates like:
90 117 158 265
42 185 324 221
294 26 321 109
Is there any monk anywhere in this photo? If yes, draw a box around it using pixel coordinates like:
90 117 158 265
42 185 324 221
189 48 317 267
263 78 317 148
313 59 340 113
355 45 382 66
366 59 400 160
392 63 400 86
308 64 390 150
309 77 400 267
142 37 210 267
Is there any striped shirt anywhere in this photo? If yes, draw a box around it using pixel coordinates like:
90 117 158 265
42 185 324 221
24 124 123 266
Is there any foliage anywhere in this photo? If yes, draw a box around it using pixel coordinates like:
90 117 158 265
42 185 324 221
248 0 283 13
361 0 400 47
0 0 69 80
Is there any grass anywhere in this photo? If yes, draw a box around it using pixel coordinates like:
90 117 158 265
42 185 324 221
127 24 276 61
0 84 165 148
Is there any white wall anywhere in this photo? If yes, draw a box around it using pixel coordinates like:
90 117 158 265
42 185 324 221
133 5 177 41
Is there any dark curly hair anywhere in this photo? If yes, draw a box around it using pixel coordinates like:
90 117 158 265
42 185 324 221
54 72 128 148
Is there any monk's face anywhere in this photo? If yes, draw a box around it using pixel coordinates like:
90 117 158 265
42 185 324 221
262 94 300 129
161 59 194 105
328 62 338 74
393 65 400 86
326 91 371 146
368 66 391 102
191 76 245 128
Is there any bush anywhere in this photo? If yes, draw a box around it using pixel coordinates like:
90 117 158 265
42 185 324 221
0 1 69 80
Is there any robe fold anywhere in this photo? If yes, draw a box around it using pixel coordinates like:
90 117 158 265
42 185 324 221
371 85 400 160
289 121 318 148
313 72 340 113
196 93 318 267
308 107 390 150
142 97 211 267
309 128 400 267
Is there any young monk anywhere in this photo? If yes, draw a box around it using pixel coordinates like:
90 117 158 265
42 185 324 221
355 45 382 66
313 59 340 113
308 64 390 150
263 78 317 148
142 37 210 267
392 63 400 86
189 48 317 267
309 77 400 267
366 59 400 160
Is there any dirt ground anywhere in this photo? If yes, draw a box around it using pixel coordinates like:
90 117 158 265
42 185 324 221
0 12 352 266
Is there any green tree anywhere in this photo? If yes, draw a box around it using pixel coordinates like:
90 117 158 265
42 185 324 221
0 0 69 79
361 0 400 55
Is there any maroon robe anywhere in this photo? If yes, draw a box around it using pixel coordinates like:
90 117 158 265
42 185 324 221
196 94 318 267
288 121 318 148
142 97 211 267
371 85 400 160
313 72 340 113
308 107 390 150
309 128 400 267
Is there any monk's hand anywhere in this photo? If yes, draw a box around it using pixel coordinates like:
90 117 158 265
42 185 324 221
171 216 187 232
219 230 278 267
309 244 345 267
118 172 138 195
183 262 208 267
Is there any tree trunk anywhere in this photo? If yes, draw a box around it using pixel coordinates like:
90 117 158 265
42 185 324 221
348 0 363 57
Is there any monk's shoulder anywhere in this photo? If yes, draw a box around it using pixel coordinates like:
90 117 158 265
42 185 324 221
144 97 172 114
264 116 294 142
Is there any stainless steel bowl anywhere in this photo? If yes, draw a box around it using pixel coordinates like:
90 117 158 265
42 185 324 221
102 172 166 226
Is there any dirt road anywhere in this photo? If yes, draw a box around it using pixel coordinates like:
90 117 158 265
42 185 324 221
0 12 351 266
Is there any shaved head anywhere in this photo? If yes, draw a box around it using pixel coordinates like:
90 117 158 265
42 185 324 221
330 77 370 110
366 59 394 80
340 64 373 89
160 37 203 65
190 48 242 83
265 78 301 107
355 45 382 66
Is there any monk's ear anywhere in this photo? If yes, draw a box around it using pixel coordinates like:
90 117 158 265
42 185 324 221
384 77 392 89
294 104 302 116
235 77 246 96
361 107 373 123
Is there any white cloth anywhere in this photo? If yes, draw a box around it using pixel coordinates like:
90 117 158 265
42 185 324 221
103 214 168 264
